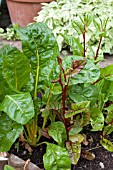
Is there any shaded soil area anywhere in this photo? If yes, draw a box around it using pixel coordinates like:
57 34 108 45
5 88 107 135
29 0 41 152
9 132 113 170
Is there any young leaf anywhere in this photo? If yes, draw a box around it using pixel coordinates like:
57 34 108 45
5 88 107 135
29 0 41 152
1 93 35 124
66 134 84 165
70 60 100 85
48 122 67 146
100 138 113 152
90 107 104 131
69 125 83 136
65 101 90 118
66 141 81 165
43 143 71 170
0 113 23 152
103 124 113 136
104 104 113 123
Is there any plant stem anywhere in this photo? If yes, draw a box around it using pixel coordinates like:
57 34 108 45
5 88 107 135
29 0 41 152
34 46 39 98
83 25 86 58
94 37 102 60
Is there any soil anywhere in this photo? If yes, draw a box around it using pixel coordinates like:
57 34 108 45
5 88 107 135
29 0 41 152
9 132 113 170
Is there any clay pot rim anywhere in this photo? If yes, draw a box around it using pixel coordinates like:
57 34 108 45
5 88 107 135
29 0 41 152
6 0 53 3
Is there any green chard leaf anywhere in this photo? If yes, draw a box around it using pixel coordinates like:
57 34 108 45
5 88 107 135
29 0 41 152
100 138 113 152
68 84 99 106
3 47 31 92
90 107 104 131
66 134 84 165
43 143 71 170
17 23 60 87
1 93 34 124
0 113 23 152
65 101 90 118
48 121 67 146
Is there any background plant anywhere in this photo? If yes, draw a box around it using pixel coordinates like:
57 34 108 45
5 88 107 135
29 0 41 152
34 0 113 58
0 24 20 40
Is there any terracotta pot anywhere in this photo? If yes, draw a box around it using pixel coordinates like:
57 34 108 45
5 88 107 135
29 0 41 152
6 0 54 27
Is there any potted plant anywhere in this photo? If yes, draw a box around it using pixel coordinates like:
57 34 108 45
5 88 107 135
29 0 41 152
6 0 54 27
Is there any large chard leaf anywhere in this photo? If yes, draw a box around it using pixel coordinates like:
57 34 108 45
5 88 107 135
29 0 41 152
0 113 23 152
3 47 31 92
68 84 99 105
48 121 67 146
1 93 34 124
0 46 15 102
90 107 104 131
17 23 60 87
70 60 100 85
43 143 71 170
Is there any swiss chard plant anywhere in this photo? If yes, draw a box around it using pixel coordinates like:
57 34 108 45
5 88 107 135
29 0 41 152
0 20 113 170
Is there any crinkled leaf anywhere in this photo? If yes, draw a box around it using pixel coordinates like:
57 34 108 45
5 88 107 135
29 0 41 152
1 93 34 124
100 138 113 152
62 55 86 78
48 122 67 146
69 125 82 136
0 113 23 152
70 60 100 85
66 134 84 165
90 107 104 131
65 101 90 118
17 23 60 87
104 104 113 123
3 47 31 91
43 143 71 170
68 84 99 105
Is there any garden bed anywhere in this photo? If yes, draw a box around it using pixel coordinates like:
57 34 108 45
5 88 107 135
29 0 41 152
1 22 113 170
1 37 113 170
8 132 113 170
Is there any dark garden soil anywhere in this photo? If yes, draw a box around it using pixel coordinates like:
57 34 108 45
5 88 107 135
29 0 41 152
8 132 113 170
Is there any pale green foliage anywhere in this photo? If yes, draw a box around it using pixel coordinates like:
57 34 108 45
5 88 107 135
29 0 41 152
34 0 113 57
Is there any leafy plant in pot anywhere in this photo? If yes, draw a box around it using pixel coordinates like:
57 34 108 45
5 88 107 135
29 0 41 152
1 17 113 169
6 0 54 27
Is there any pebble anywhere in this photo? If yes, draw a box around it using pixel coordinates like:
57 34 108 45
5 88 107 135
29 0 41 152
99 162 104 169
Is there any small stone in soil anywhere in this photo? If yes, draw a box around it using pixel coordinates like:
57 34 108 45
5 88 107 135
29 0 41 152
99 162 104 169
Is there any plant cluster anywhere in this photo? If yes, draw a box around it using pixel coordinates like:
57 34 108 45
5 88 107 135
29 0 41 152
0 24 20 40
34 0 113 58
0 20 113 170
